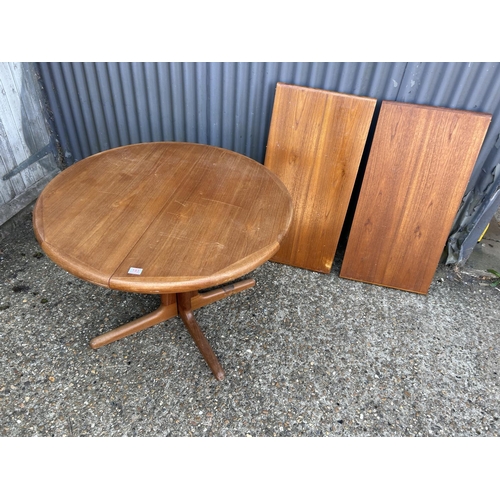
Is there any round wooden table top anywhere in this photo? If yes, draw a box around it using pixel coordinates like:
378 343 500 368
33 142 293 294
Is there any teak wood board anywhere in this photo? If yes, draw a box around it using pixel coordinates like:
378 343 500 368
264 82 376 273
33 142 293 294
340 101 492 294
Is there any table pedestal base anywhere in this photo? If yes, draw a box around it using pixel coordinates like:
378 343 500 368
89 278 256 380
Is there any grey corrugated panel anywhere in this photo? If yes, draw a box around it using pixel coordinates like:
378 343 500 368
94 63 121 148
61 63 94 159
37 62 409 164
106 63 132 146
31 61 413 164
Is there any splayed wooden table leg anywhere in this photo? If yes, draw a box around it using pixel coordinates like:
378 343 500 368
89 293 178 349
178 279 255 381
177 291 225 381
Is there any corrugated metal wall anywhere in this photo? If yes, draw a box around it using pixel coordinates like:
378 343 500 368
36 62 500 264
36 62 409 163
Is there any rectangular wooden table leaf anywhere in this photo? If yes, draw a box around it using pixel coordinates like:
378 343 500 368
264 82 376 273
340 101 491 294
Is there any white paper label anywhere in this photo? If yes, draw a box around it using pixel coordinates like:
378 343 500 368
128 267 143 275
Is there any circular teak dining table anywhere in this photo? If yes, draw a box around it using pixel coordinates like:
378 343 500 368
33 142 293 380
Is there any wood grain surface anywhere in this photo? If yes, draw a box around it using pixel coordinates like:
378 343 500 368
340 101 491 294
33 142 293 293
264 82 376 273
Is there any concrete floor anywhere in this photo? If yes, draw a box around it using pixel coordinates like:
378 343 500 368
1 207 499 437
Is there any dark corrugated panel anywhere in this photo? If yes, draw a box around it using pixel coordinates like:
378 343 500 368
36 62 500 264
38 62 408 164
